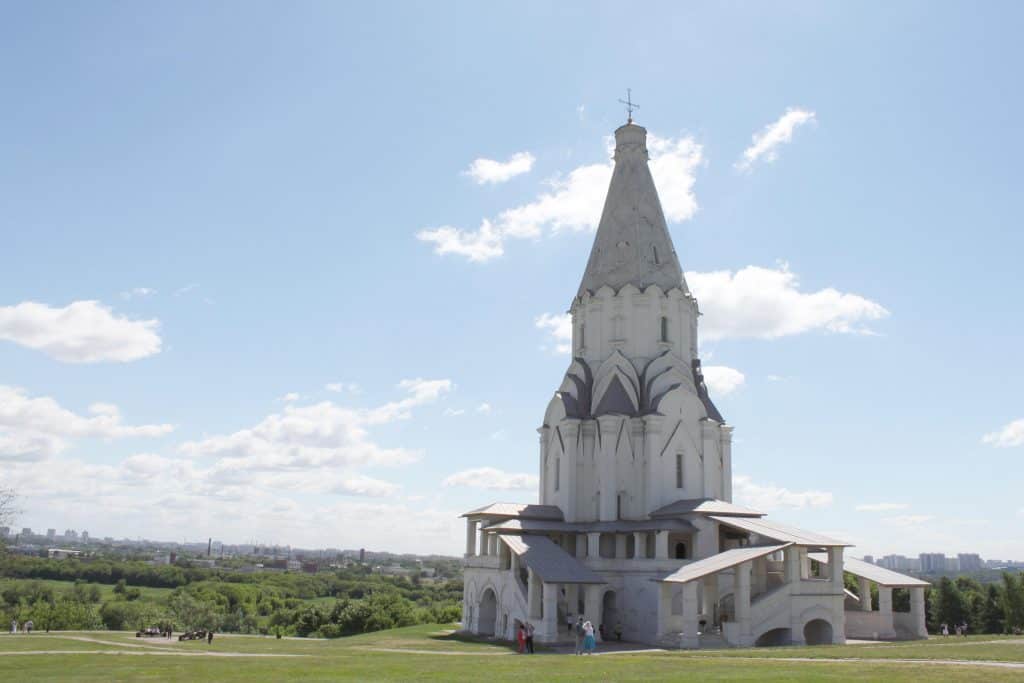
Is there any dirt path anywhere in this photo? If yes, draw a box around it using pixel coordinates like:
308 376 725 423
356 646 513 656
0 649 307 658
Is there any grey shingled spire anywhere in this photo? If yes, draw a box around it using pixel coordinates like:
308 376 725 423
577 123 687 298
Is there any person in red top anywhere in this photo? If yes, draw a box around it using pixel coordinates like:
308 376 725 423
516 624 526 653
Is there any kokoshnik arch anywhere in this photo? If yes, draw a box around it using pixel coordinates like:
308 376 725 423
460 118 928 649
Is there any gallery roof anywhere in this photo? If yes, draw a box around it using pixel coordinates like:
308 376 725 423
500 534 605 584
460 503 564 521
810 553 931 587
709 515 851 547
482 518 697 534
656 544 791 584
650 498 764 519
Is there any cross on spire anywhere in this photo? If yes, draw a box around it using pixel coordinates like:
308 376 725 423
618 88 639 124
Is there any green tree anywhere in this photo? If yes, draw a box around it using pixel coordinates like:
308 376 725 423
931 577 967 628
1002 572 1024 633
982 584 1005 634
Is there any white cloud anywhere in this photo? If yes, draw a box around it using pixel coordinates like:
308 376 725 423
702 366 746 396
688 264 889 341
120 287 156 300
443 467 538 491
0 385 173 460
179 378 451 470
855 502 910 512
443 408 466 417
535 313 572 354
0 301 161 363
280 392 300 403
880 514 934 527
419 133 702 262
175 284 199 296
733 475 833 512
476 402 492 414
325 382 360 394
330 475 400 498
982 419 1024 448
736 107 816 171
465 152 535 185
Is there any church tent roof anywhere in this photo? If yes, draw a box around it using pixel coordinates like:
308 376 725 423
709 515 851 547
461 503 563 521
650 498 763 518
500 534 605 584
656 544 791 584
810 553 931 587
482 518 697 534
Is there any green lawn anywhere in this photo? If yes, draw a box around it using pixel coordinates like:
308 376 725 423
0 626 1022 681
0 578 173 603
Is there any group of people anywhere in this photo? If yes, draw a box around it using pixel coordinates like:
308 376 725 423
515 621 536 653
9 619 33 634
514 615 623 655
940 622 969 637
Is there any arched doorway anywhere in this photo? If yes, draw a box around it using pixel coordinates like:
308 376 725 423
803 618 833 645
601 590 618 639
755 627 791 647
674 542 687 559
477 588 498 636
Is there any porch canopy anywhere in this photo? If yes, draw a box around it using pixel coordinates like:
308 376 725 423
810 553 930 588
501 534 604 584
709 515 851 547
656 543 791 585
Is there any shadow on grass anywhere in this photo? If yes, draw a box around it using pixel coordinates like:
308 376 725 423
427 630 551 653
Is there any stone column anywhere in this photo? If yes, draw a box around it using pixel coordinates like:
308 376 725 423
615 533 627 559
566 584 579 621
720 425 734 501
829 547 845 592
542 582 558 639
657 582 673 639
702 574 719 627
701 420 719 499
643 415 663 514
909 587 928 637
584 584 602 630
784 545 800 584
538 426 549 504
479 530 489 556
655 530 670 559
465 520 477 557
633 532 646 559
561 420 581 522
735 561 752 645
588 532 601 559
681 582 700 649
596 415 621 521
575 533 588 559
858 577 872 611
488 532 499 556
878 585 895 635
527 568 542 619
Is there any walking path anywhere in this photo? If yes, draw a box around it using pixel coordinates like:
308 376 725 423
0 650 307 658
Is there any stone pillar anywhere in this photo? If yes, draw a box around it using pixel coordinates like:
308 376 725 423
878 585 895 636
735 561 752 645
643 415 663 514
596 415 621 521
575 533 588 559
657 582 673 639
588 532 601 559
858 577 872 611
702 574 719 627
633 532 646 559
784 545 800 584
527 568 542 619
538 426 549 504
465 520 477 557
720 425 734 501
488 532 499 556
542 582 558 638
655 530 670 559
701 420 719 499
681 582 700 649
615 533 627 559
752 557 767 596
566 584 579 620
909 587 928 638
584 584 602 629
561 420 581 522
829 547 845 592
479 530 489 556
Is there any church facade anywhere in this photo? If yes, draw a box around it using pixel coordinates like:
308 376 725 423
461 121 928 648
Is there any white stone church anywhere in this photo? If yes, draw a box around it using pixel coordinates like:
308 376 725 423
461 119 929 648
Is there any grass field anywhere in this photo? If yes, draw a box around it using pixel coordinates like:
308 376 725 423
0 578 173 603
2 625 1023 681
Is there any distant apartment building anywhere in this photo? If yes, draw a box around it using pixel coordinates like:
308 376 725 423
81 531 89 542
958 553 984 571
945 556 960 572
919 553 947 573
0 526 10 538
862 555 874 564
879 554 911 570
47 529 56 538
21 527 32 537
64 529 77 539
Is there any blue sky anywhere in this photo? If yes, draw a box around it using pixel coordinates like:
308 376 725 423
1 2 1021 557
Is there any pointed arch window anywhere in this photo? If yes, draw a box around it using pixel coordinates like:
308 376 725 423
579 324 585 351
675 453 684 489
660 316 669 343
555 456 561 492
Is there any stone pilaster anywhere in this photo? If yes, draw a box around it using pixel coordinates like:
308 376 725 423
465 519 477 557
596 415 622 521
560 420 581 521
720 425 734 501
642 415 663 514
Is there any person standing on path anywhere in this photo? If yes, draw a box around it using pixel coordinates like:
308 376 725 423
582 620 596 655
574 617 585 655
614 622 622 641
516 624 526 654
10 620 16 635
525 621 535 654
207 630 214 645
